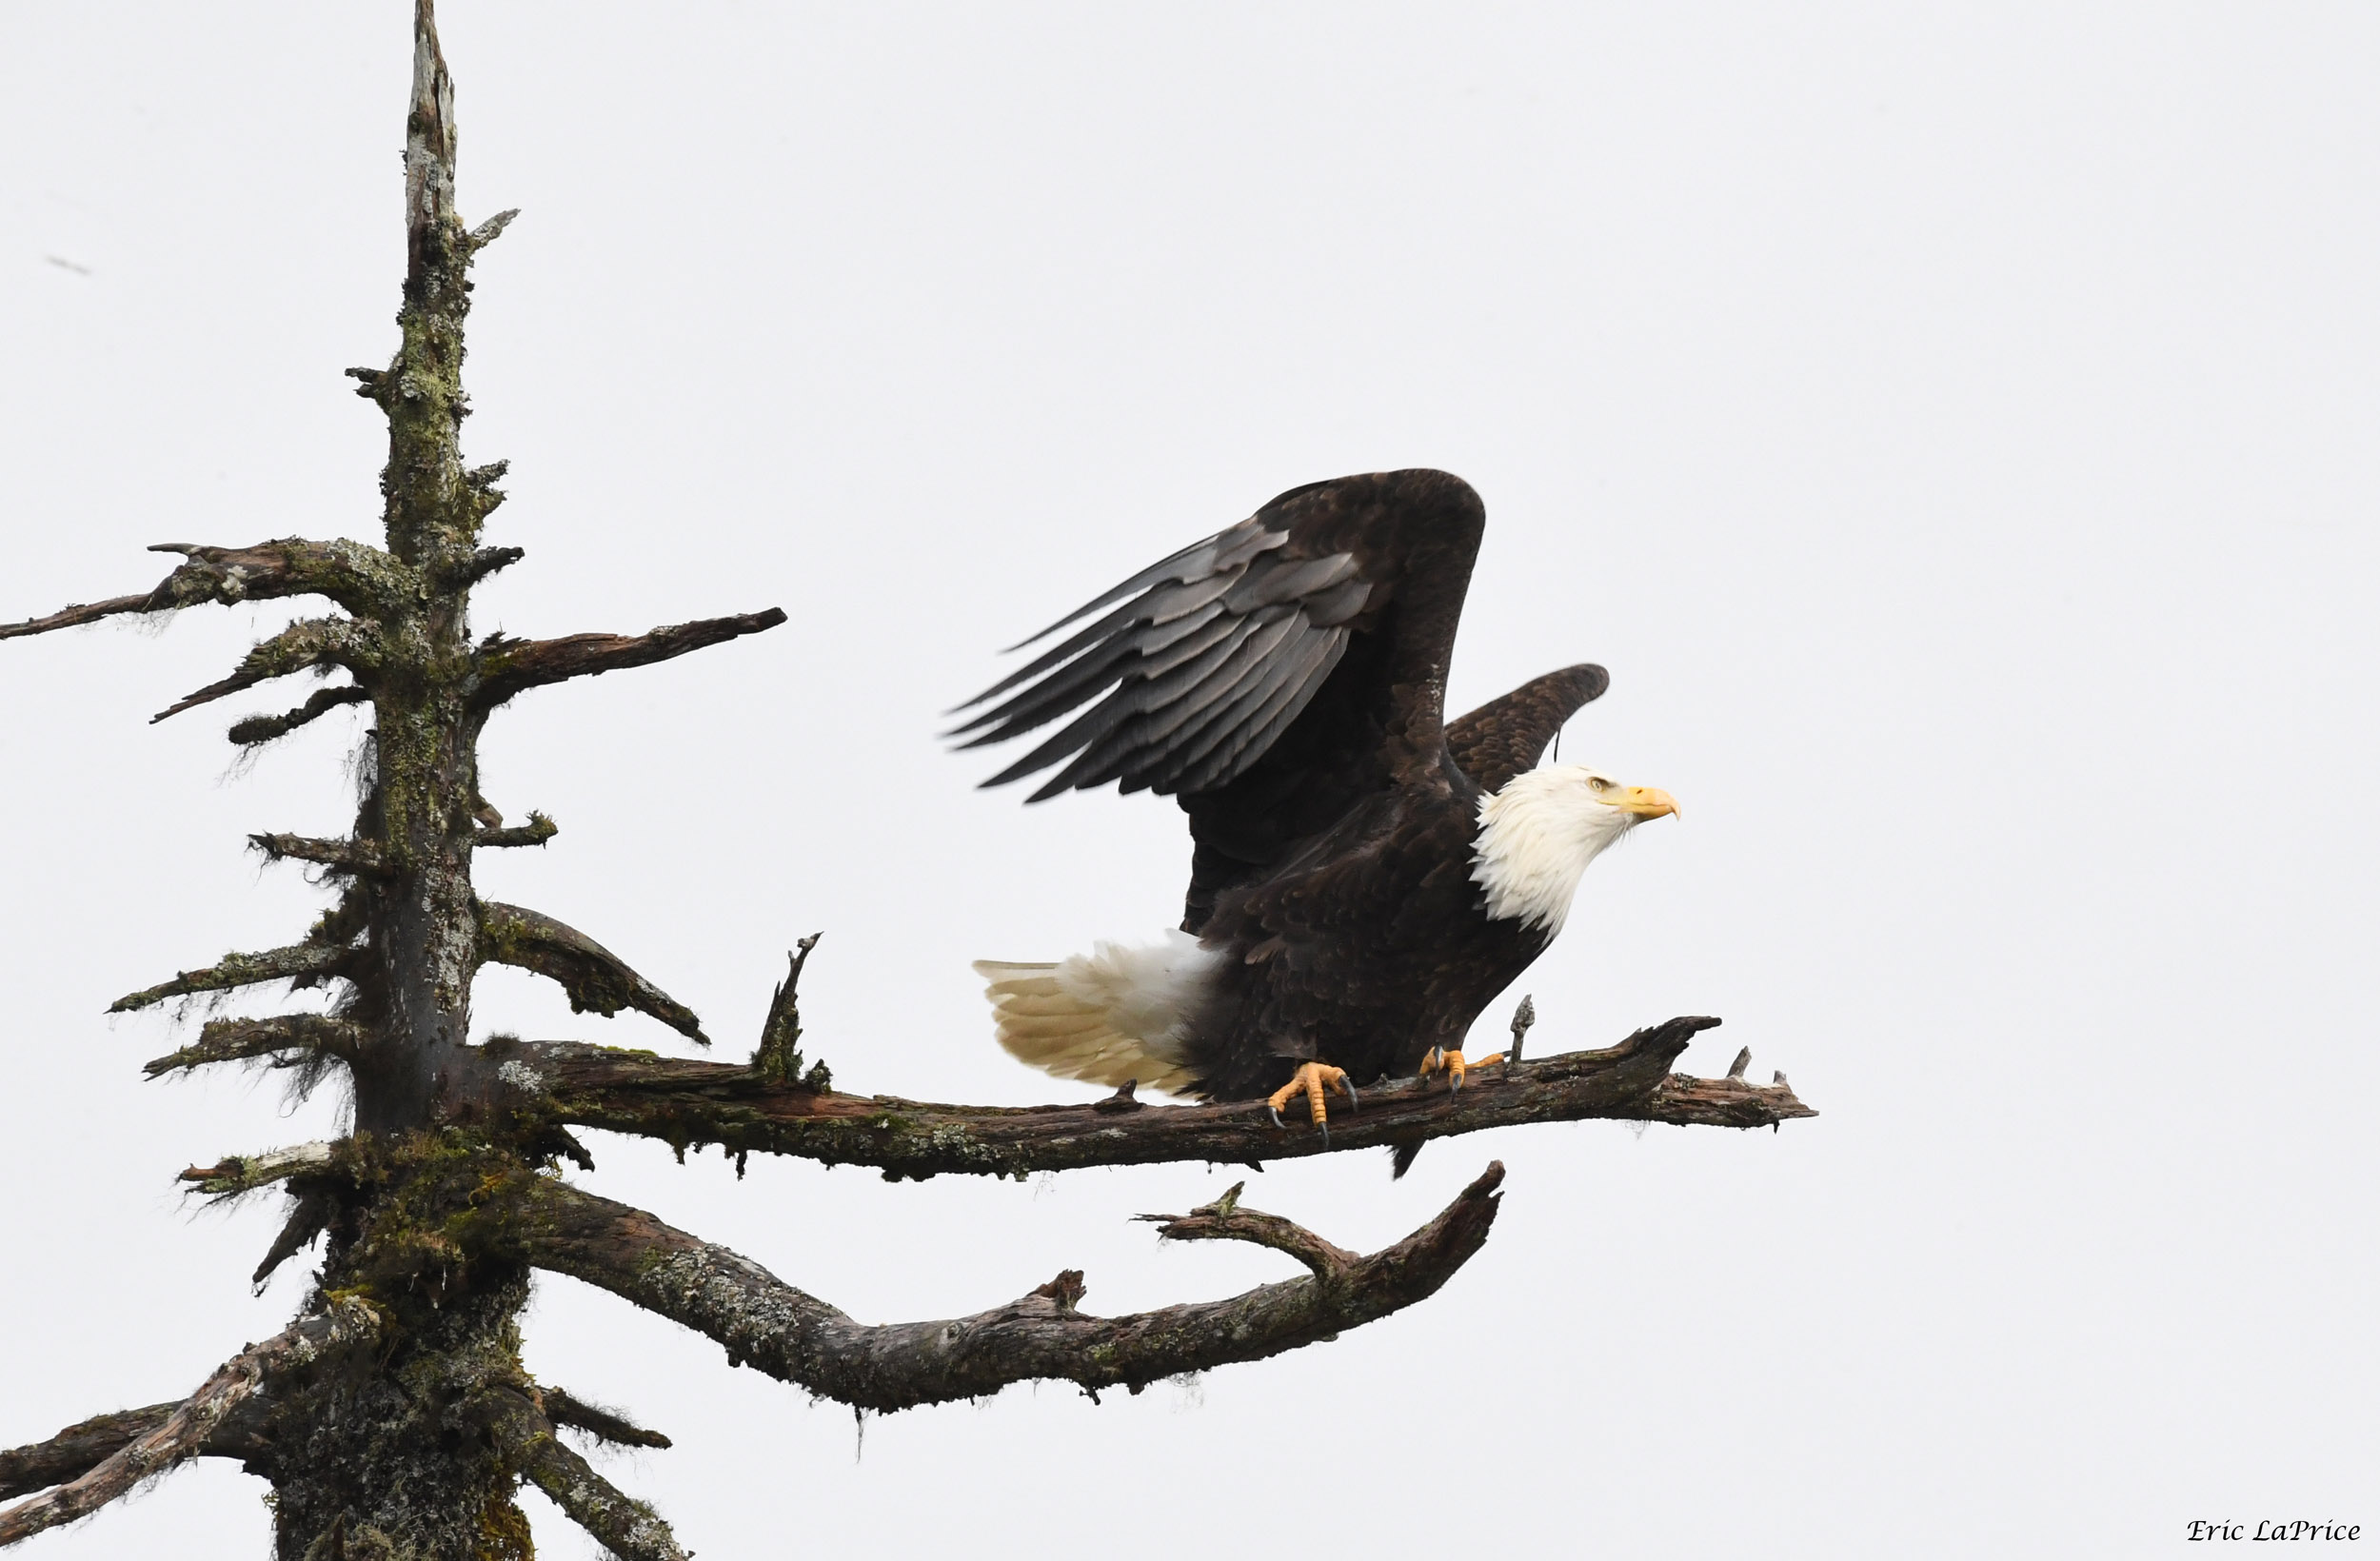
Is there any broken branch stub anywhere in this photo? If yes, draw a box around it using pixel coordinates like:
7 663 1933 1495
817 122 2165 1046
477 900 708 1045
470 609 787 709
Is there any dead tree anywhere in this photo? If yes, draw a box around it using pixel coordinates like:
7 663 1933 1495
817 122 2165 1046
0 7 1815 1556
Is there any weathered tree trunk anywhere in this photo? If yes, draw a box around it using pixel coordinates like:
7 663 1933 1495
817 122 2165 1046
0 7 1812 1555
258 1281 534 1561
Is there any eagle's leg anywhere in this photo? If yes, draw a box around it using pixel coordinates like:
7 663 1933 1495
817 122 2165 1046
1265 1061 1359 1142
1418 1046 1506 1093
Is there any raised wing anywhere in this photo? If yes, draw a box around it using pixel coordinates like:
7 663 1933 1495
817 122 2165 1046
952 469 1489 921
951 473 1476 800
1443 663 1610 794
945 513 1366 802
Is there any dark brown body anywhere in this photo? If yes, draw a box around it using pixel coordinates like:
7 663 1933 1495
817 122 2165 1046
1185 770 1556 1097
956 468 1609 1103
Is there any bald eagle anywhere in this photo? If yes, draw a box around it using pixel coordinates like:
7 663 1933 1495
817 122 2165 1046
951 469 1676 1146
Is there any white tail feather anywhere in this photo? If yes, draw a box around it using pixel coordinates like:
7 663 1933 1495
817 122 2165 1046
974 931 1219 1096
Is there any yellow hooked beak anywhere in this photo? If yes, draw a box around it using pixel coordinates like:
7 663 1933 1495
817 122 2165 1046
1617 785 1679 820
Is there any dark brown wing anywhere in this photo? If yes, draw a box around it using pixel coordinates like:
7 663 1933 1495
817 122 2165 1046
950 471 1485 840
1443 663 1610 794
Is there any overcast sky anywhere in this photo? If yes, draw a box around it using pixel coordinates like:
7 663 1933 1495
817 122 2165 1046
3 5 2373 1557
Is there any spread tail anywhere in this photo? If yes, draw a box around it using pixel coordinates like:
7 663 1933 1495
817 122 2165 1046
974 933 1217 1097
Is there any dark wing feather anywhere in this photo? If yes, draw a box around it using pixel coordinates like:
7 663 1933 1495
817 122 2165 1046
953 469 1490 933
1442 663 1611 794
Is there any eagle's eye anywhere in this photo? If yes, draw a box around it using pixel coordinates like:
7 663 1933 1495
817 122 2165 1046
1585 775 1611 793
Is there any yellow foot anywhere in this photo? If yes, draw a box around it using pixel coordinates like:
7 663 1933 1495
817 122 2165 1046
1418 1047 1505 1093
1265 1061 1359 1142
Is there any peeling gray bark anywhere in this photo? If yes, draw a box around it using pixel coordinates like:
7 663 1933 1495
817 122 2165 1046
521 1166 1508 1412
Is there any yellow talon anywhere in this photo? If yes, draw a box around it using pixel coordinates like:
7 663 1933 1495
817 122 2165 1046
1419 1047 1502 1092
1265 1061 1357 1135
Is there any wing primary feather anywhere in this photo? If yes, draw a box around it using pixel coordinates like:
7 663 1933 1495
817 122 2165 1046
1130 607 1242 682
978 683 1143 790
993 614 1277 794
1140 622 1336 794
996 533 1224 653
1023 614 1285 800
1028 612 1299 799
1174 630 1347 793
1142 569 1246 627
946 595 1151 717
957 551 1258 724
945 635 1145 746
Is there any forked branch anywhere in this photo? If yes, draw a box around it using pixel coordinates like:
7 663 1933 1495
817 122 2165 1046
519 1164 1504 1413
508 1016 1811 1180
0 1407 175 1503
484 1387 687 1561
152 617 381 724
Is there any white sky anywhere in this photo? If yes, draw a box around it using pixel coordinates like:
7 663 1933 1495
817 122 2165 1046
3 5 2372 1557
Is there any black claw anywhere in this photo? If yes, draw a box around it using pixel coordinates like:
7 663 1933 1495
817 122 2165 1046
1267 1105 1284 1130
1450 1068 1463 1094
1343 1080 1359 1114
1319 1119 1330 1147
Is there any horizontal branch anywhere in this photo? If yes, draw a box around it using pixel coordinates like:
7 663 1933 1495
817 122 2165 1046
226 683 370 746
470 609 785 709
145 1016 366 1077
0 1406 174 1502
152 617 381 724
110 940 357 1013
250 832 387 875
484 1387 687 1561
178 1140 336 1196
0 1299 381 1546
508 1017 1811 1180
475 812 556 850
478 901 706 1045
520 1163 1504 1413
0 537 410 642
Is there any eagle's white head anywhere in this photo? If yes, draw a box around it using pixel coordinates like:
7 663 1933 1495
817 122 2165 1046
1469 762 1678 936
